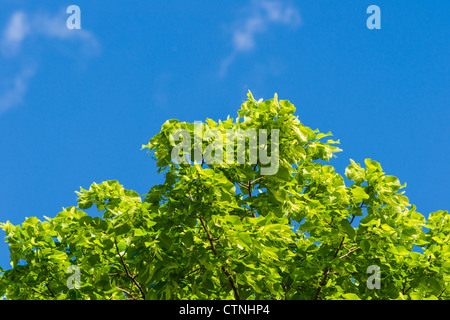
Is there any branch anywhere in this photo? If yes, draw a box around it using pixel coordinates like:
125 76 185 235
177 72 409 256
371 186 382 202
198 215 240 300
187 154 240 299
114 239 146 300
236 181 248 190
323 218 338 229
338 247 360 259
24 279 55 299
247 181 257 218
45 281 56 298
116 286 140 300
251 176 264 185
245 177 264 217
304 185 323 204
180 267 205 278
314 268 331 300
198 216 218 256
315 236 346 300
252 159 260 170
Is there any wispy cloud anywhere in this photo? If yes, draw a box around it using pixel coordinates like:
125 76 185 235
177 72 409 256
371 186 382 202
0 67 35 114
1 11 29 57
1 10 99 57
0 9 99 114
220 0 301 77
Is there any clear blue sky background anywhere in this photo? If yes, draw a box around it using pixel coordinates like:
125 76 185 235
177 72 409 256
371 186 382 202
0 0 448 270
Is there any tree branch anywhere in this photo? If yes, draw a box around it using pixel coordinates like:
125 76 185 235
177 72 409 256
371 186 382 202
315 236 346 300
45 281 55 298
186 155 240 299
338 247 360 259
114 239 146 300
180 267 205 279
116 286 140 300
198 215 240 300
24 279 55 299
251 176 264 185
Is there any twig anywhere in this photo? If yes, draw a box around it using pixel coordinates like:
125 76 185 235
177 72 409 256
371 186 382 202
116 286 139 299
339 247 360 259
251 176 265 185
180 267 205 278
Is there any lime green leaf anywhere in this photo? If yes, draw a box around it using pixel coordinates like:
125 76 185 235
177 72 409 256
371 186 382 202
351 187 370 201
342 293 361 300
279 100 296 114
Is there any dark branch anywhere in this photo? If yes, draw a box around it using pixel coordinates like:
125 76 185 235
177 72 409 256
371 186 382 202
114 239 146 300
198 215 240 300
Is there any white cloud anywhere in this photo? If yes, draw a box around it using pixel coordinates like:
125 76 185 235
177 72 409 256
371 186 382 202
220 0 301 77
1 11 30 57
0 9 100 114
29 11 99 55
1 10 99 57
232 15 266 52
0 67 35 114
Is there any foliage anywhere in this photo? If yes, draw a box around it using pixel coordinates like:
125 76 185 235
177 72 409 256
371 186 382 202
1 92 449 300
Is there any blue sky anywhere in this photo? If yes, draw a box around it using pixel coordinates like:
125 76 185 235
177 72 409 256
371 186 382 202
0 0 448 269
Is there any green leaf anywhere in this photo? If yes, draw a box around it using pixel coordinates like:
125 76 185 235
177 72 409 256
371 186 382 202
349 206 363 216
351 187 369 201
236 232 252 250
235 262 246 273
389 246 409 255
114 223 131 236
184 217 197 228
182 231 194 247
380 224 394 232
339 219 355 239
428 278 441 295
360 239 370 253
279 100 296 115
50 251 67 261
203 278 215 290
275 166 293 182
158 233 173 249
342 293 361 300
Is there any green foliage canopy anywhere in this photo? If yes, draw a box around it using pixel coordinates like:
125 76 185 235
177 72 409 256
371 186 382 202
1 92 449 300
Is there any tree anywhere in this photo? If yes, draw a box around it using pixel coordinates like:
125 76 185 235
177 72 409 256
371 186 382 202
1 92 448 300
